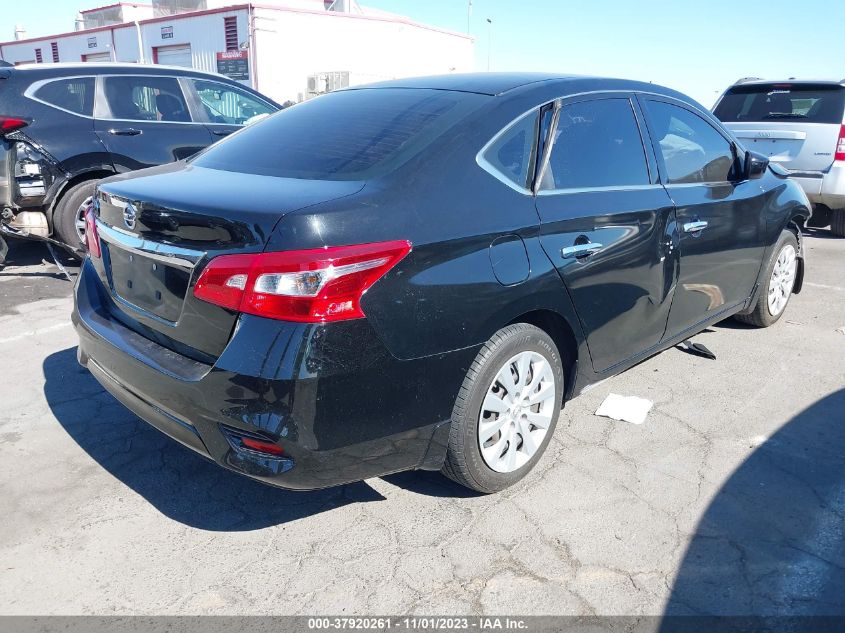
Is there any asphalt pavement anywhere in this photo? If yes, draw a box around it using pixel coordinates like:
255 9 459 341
0 232 843 616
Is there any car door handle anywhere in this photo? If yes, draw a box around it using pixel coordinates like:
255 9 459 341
683 220 709 233
108 128 142 136
211 129 233 137
561 242 603 259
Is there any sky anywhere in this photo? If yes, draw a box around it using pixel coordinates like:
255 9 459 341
4 0 843 107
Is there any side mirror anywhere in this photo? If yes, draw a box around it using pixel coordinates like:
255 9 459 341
744 150 769 180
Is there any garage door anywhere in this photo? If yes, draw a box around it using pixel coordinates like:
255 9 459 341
82 52 111 62
155 44 192 68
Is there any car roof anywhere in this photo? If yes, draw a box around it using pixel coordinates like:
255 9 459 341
352 72 697 105
732 78 845 88
356 72 589 96
3 62 231 81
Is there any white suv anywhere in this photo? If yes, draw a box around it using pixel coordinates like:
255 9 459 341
714 79 845 236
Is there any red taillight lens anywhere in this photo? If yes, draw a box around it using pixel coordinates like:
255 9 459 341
193 240 412 323
84 205 101 258
0 116 29 134
835 125 845 162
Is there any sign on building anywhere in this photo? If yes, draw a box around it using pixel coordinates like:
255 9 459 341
161 26 174 39
87 37 97 49
216 50 249 81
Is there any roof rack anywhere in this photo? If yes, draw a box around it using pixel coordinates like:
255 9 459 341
734 76 762 85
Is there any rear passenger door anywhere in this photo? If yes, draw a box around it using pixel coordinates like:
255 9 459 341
186 78 277 140
93 74 213 172
536 95 679 373
639 97 766 338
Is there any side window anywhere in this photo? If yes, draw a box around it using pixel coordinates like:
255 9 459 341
103 76 190 123
481 111 539 189
191 79 275 126
645 101 735 184
543 98 649 190
33 77 95 116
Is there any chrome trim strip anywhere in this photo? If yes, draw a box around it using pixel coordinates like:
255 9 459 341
663 181 733 189
24 75 98 119
475 107 538 196
24 73 230 125
537 184 663 196
96 219 206 270
475 89 700 197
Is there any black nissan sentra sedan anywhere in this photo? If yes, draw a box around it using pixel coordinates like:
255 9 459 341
73 73 810 493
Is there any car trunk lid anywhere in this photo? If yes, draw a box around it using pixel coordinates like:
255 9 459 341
93 161 364 361
715 82 845 173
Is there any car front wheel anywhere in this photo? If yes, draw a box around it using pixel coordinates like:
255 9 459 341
734 230 799 327
442 323 564 493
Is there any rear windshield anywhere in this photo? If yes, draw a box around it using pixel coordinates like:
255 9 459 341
192 88 488 180
714 84 845 124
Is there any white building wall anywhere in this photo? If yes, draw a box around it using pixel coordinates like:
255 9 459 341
136 8 248 78
0 29 118 63
0 4 473 103
254 8 474 103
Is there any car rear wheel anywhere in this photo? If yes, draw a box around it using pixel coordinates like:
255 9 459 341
734 230 799 327
442 323 564 493
54 180 97 252
831 209 845 237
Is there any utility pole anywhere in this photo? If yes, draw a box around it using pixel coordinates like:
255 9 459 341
486 18 492 71
467 0 472 34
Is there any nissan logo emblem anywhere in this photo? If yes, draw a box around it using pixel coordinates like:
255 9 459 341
123 203 137 230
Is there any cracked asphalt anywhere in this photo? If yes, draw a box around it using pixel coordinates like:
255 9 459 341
0 231 843 616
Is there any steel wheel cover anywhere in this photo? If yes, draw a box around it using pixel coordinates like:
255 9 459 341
767 243 797 317
478 350 556 473
74 196 93 245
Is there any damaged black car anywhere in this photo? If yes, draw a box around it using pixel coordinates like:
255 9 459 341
0 60 278 263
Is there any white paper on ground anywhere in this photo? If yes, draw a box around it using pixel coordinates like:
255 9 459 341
595 393 654 425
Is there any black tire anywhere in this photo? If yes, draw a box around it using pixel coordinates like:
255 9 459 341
53 180 97 251
441 323 564 494
831 209 845 237
734 230 799 328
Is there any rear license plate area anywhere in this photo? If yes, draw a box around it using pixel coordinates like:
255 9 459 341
105 244 190 323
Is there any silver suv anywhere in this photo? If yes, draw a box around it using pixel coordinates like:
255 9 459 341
714 79 845 236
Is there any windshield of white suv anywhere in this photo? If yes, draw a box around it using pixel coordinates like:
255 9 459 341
715 84 845 124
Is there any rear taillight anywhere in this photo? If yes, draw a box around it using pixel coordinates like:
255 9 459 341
0 116 29 134
193 240 412 323
835 125 845 162
84 205 101 258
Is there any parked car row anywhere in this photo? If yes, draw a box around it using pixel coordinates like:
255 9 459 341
72 73 810 493
0 61 279 262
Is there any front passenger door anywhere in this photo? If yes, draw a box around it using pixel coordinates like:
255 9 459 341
94 74 214 172
640 97 766 339
536 96 679 373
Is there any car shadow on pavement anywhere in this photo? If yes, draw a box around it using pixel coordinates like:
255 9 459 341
0 239 78 279
380 470 485 499
663 388 845 619
43 346 385 531
803 228 840 240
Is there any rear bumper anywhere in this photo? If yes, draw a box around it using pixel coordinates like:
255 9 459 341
790 162 845 209
73 257 474 490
